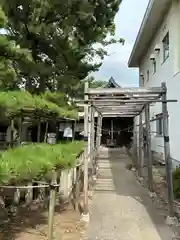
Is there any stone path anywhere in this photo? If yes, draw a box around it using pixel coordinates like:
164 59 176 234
85 147 175 240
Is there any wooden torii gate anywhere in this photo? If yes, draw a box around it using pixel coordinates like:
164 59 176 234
78 82 177 219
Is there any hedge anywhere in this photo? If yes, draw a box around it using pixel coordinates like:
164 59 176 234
0 141 84 184
0 91 78 119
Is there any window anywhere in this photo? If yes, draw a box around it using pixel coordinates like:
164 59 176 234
153 60 156 73
147 70 150 81
162 32 169 62
156 114 163 135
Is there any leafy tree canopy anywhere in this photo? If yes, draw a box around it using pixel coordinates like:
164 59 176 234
1 0 123 93
0 7 31 90
70 76 107 99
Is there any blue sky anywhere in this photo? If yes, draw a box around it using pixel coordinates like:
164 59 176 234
93 0 149 87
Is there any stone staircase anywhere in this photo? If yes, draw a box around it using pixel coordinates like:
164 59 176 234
95 147 118 192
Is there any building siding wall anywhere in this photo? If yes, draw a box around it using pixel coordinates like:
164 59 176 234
137 0 180 167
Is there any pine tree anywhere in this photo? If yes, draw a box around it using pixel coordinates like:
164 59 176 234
1 0 123 92
0 7 31 90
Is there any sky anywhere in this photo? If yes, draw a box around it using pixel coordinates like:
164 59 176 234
93 0 149 87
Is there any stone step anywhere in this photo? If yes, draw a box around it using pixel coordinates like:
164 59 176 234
94 187 116 192
96 179 114 183
95 184 115 188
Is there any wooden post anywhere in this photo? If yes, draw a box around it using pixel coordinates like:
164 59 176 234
94 113 101 175
25 183 33 205
91 106 97 175
161 82 174 216
48 170 57 240
10 118 14 147
96 114 101 149
132 118 138 166
58 170 62 195
95 113 101 174
91 106 95 160
13 188 20 204
145 104 153 192
18 117 23 146
87 105 92 180
12 188 20 216
92 108 95 150
111 119 113 145
39 184 45 203
44 121 49 143
37 119 41 142
75 166 80 211
84 83 89 138
83 81 89 214
98 115 102 148
138 113 144 177
72 120 76 140
55 119 58 143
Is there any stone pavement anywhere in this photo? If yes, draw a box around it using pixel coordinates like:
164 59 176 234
85 147 175 240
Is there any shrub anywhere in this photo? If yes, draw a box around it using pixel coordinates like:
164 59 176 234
0 141 84 184
0 91 78 119
172 167 180 199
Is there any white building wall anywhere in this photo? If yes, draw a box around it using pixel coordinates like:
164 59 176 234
138 1 180 166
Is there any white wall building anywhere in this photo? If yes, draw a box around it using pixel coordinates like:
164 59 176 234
128 0 180 167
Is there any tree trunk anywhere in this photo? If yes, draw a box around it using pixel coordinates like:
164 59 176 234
39 78 46 93
25 77 33 92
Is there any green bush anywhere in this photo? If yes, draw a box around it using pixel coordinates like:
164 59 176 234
172 167 180 199
0 91 78 119
0 141 84 184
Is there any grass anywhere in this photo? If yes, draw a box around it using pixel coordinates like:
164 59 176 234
0 141 84 184
0 91 78 119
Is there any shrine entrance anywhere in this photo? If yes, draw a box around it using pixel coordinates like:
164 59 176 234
101 117 133 148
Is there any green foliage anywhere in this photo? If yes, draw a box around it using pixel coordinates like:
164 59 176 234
42 92 78 118
1 0 122 93
70 76 107 99
0 6 7 27
173 167 180 199
43 92 69 107
0 141 84 184
0 7 32 90
0 91 78 119
90 79 107 88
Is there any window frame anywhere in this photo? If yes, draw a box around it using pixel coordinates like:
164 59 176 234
162 32 169 62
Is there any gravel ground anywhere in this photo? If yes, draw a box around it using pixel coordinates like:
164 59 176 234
85 147 175 240
0 201 85 240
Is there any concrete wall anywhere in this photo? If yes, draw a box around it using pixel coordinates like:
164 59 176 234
137 0 180 167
